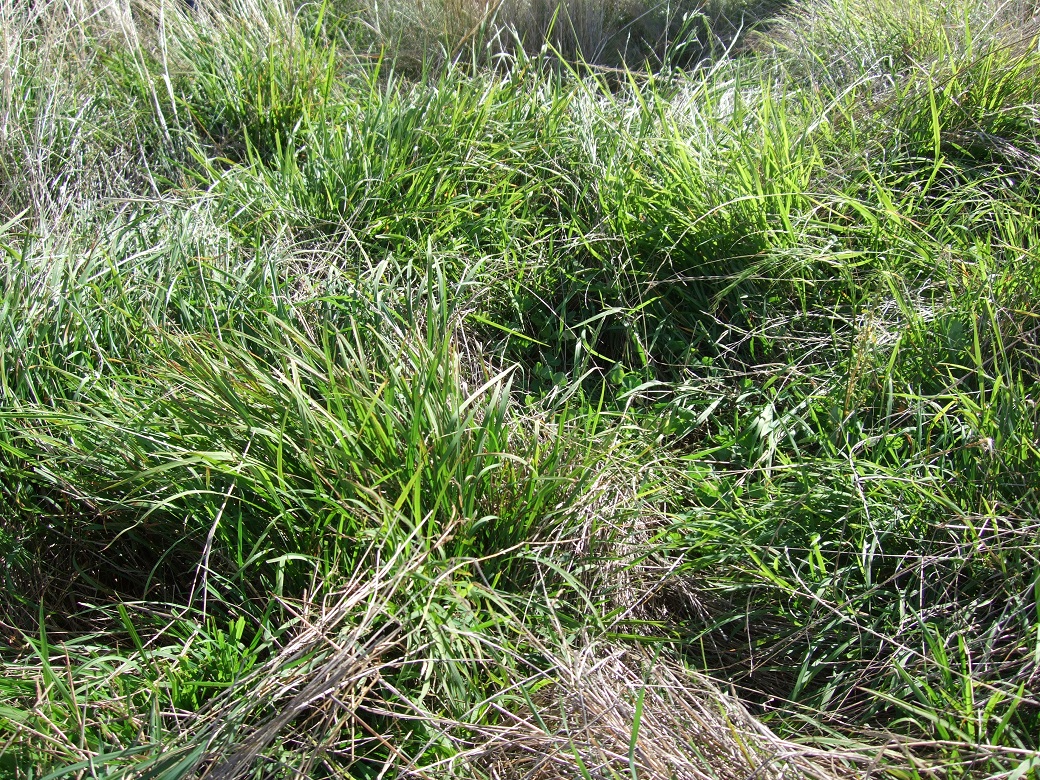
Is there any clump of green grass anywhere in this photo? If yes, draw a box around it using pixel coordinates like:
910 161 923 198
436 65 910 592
622 3 1040 773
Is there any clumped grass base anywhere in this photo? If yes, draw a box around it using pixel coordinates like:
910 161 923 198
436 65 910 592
2 0 1040 777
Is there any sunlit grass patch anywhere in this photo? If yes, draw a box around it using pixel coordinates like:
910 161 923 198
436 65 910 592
3 0 1040 776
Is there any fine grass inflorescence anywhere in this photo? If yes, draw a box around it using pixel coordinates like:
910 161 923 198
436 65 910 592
2 0 1039 777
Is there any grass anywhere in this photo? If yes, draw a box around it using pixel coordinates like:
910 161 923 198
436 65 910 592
1 0 1040 776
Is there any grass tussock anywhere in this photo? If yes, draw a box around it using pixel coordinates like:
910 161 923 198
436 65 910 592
2 0 1040 777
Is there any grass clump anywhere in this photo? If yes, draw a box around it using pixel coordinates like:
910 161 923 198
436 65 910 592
2 0 1040 777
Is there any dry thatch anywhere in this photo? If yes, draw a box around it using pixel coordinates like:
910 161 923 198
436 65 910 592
468 641 849 780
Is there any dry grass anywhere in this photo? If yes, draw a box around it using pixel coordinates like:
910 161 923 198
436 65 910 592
472 642 850 780
361 0 776 68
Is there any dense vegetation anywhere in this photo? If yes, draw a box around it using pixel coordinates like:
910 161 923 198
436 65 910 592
2 0 1040 776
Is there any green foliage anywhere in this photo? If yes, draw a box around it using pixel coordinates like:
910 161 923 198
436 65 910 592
4 0 1040 777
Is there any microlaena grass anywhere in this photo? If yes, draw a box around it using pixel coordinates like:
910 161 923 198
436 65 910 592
0 230 835 776
4 0 1040 776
